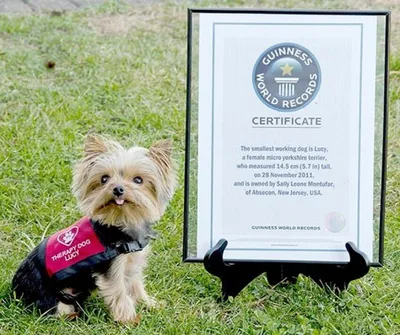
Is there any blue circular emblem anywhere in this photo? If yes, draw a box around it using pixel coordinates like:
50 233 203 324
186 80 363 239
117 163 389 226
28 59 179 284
253 43 321 112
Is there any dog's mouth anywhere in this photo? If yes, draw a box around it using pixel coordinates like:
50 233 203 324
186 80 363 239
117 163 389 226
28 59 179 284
107 198 130 207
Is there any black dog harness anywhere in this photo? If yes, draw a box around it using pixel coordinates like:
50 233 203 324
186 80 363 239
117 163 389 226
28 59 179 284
38 217 148 282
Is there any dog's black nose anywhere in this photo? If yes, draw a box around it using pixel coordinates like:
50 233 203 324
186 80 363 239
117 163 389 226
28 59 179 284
113 186 124 197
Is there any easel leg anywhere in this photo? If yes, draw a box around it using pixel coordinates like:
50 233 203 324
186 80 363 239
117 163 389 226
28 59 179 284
204 239 266 301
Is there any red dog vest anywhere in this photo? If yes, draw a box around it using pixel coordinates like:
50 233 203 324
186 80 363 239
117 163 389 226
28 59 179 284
45 217 105 278
40 217 145 282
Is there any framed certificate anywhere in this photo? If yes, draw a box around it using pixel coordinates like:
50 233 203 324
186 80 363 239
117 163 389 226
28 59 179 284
183 9 390 266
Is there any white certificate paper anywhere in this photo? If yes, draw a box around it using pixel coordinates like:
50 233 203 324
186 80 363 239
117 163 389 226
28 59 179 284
196 13 377 262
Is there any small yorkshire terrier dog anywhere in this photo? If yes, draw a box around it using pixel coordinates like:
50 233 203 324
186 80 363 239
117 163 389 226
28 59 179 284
12 134 176 324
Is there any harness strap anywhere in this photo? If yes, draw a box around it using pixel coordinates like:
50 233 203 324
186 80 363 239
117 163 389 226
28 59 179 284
90 240 147 262
116 240 144 254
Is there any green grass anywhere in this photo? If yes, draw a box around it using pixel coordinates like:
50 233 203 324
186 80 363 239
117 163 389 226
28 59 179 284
0 1 399 334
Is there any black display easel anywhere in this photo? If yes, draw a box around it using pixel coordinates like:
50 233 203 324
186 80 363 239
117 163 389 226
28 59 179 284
204 239 370 301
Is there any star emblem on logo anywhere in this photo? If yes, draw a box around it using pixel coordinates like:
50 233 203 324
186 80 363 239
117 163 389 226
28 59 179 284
280 63 294 76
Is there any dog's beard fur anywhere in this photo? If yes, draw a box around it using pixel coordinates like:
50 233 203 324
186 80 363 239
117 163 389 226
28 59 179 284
72 135 176 229
12 134 176 324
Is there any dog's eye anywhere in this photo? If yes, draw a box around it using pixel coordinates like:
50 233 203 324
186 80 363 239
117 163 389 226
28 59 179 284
101 175 110 184
133 176 143 184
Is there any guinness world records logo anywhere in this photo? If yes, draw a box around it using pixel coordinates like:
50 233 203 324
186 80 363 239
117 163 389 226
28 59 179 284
253 43 321 112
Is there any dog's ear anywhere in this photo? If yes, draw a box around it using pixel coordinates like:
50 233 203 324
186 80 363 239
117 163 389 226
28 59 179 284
84 134 109 159
149 139 173 174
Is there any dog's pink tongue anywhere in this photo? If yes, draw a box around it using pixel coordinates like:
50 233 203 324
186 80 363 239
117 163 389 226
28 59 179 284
115 199 125 205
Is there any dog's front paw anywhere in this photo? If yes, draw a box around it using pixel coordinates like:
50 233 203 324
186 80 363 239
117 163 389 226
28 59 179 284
114 313 141 326
143 296 164 310
111 300 140 326
56 302 77 319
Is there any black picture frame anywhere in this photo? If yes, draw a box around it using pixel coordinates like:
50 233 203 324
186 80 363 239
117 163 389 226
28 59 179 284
183 8 390 267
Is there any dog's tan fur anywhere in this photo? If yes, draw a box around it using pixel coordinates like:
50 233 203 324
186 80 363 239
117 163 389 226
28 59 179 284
70 134 176 323
95 248 149 323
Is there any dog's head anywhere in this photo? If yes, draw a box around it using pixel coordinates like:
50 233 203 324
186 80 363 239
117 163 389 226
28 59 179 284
72 134 176 229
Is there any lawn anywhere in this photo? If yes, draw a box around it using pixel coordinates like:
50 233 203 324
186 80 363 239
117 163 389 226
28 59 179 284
0 0 399 334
